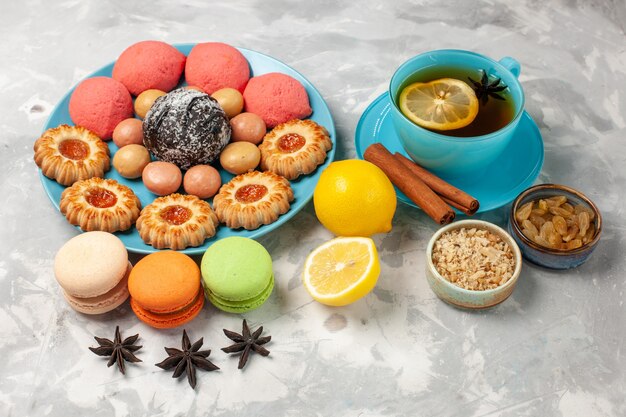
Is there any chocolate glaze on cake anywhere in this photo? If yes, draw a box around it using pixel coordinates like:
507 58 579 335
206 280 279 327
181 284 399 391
143 89 231 170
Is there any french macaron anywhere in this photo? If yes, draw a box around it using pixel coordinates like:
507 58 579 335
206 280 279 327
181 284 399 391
128 251 204 328
201 237 274 313
54 231 131 314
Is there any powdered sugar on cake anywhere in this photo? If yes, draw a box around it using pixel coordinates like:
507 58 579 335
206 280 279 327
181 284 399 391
142 89 231 170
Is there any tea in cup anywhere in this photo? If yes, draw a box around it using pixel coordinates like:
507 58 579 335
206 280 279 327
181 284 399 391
389 50 525 179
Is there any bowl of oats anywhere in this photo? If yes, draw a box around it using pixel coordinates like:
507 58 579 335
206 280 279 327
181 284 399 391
508 184 602 269
426 220 522 309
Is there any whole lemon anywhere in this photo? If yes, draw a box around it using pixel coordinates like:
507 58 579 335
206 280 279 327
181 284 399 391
313 160 396 236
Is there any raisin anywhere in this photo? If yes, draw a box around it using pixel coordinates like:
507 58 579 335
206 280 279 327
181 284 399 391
578 212 590 237
515 201 533 222
546 195 567 207
522 219 539 235
567 239 583 250
553 216 568 236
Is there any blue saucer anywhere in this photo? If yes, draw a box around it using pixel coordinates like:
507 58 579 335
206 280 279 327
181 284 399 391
355 93 543 213
39 44 336 255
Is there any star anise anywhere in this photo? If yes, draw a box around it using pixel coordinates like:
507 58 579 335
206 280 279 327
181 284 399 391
222 320 271 369
89 326 142 375
155 330 219 389
468 69 508 105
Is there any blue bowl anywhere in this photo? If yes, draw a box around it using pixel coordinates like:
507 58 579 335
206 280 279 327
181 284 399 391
508 184 602 269
389 49 525 180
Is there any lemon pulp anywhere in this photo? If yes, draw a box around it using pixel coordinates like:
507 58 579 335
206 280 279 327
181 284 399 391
303 237 380 306
399 78 479 131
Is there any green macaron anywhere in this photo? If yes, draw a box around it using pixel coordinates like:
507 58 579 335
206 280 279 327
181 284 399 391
201 237 274 313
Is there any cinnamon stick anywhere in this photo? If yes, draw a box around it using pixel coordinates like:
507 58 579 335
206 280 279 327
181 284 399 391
394 153 479 215
441 196 474 216
364 143 455 225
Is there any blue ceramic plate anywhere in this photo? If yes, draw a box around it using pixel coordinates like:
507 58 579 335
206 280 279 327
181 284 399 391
355 93 543 213
40 44 336 254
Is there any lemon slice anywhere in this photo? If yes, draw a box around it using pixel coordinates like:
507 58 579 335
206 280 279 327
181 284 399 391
302 237 380 306
399 78 479 131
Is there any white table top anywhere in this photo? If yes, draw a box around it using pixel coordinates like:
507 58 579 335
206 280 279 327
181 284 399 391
1 1 625 415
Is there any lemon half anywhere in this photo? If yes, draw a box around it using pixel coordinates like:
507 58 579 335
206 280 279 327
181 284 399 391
302 237 380 306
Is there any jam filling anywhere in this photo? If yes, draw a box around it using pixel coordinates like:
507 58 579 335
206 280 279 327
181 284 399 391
59 139 89 160
235 184 268 203
278 133 306 153
160 205 192 225
85 187 117 208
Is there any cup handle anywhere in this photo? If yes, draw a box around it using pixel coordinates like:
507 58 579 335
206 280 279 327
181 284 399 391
499 57 521 78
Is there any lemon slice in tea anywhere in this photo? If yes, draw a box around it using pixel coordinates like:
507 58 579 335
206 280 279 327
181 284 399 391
399 78 479 131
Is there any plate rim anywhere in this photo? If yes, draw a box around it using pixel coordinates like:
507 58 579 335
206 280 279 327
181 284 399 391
38 43 336 255
354 92 544 213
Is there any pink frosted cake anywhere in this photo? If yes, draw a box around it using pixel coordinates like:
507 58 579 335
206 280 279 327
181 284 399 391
68 77 133 140
112 40 186 95
185 42 250 94
243 72 312 128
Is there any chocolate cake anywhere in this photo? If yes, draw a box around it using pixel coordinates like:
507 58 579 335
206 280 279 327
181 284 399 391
143 89 231 170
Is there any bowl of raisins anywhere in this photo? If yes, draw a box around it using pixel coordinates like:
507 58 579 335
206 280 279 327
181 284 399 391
508 184 602 269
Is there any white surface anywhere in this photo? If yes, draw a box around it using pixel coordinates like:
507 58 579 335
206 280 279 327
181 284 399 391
1 0 625 416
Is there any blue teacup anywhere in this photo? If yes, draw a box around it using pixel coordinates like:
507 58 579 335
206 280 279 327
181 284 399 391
389 49 525 180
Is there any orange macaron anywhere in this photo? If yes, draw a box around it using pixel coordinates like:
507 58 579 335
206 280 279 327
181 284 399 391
128 251 204 328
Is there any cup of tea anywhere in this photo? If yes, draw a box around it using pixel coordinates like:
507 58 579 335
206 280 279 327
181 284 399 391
389 49 525 179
